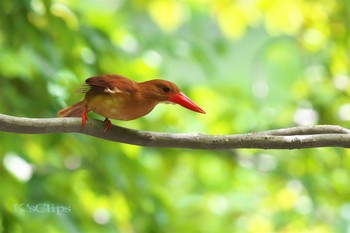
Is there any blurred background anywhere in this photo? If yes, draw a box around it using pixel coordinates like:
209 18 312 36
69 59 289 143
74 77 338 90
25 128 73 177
0 0 350 232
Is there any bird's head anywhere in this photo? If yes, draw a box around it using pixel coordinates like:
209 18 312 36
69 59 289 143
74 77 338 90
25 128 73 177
139 79 206 114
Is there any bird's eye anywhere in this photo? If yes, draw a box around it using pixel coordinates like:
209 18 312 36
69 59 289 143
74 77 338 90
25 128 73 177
162 86 170 93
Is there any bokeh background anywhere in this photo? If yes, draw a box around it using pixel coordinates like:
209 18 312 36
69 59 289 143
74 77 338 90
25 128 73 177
1 0 350 232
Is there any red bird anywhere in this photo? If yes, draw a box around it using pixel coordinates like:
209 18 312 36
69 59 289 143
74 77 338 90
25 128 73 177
58 74 206 131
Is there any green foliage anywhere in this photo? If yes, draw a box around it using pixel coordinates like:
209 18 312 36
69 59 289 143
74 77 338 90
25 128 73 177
0 0 350 232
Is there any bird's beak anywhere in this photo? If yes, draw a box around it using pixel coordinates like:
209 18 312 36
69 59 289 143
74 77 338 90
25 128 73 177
169 92 206 114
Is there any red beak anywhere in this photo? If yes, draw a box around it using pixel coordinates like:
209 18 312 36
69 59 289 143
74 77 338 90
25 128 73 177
169 92 206 114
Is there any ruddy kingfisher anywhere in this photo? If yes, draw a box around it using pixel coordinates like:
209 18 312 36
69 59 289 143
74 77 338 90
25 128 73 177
58 74 206 131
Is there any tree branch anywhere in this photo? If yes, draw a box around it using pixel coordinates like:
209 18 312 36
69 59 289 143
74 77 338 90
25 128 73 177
0 113 349 150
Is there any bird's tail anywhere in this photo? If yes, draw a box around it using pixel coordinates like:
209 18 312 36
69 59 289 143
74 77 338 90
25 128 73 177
57 100 88 117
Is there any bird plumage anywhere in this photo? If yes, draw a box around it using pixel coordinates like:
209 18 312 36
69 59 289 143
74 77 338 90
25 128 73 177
58 74 205 131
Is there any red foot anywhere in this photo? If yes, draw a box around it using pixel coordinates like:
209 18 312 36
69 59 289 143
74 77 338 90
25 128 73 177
81 107 88 129
103 118 112 132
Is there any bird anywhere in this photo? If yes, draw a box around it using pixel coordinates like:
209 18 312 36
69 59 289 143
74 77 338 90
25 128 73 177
58 74 206 131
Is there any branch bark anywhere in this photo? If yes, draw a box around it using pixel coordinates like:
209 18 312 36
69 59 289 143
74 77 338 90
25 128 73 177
0 113 350 150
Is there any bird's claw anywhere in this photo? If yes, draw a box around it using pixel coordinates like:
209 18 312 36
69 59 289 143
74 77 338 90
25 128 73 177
103 118 112 132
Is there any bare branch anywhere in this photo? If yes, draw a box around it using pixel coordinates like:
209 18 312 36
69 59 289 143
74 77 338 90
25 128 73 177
0 113 349 150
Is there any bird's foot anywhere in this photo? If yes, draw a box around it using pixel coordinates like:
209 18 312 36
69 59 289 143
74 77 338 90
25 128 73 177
103 118 112 132
81 107 88 129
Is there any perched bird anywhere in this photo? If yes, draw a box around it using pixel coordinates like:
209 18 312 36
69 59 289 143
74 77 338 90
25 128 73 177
58 74 206 131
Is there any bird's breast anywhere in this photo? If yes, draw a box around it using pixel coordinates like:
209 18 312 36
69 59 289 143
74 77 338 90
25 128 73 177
85 93 157 121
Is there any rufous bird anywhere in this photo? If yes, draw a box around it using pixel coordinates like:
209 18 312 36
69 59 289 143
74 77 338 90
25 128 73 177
58 74 206 131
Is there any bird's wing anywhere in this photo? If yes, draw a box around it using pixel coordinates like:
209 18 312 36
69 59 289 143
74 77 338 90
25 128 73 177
77 74 137 95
